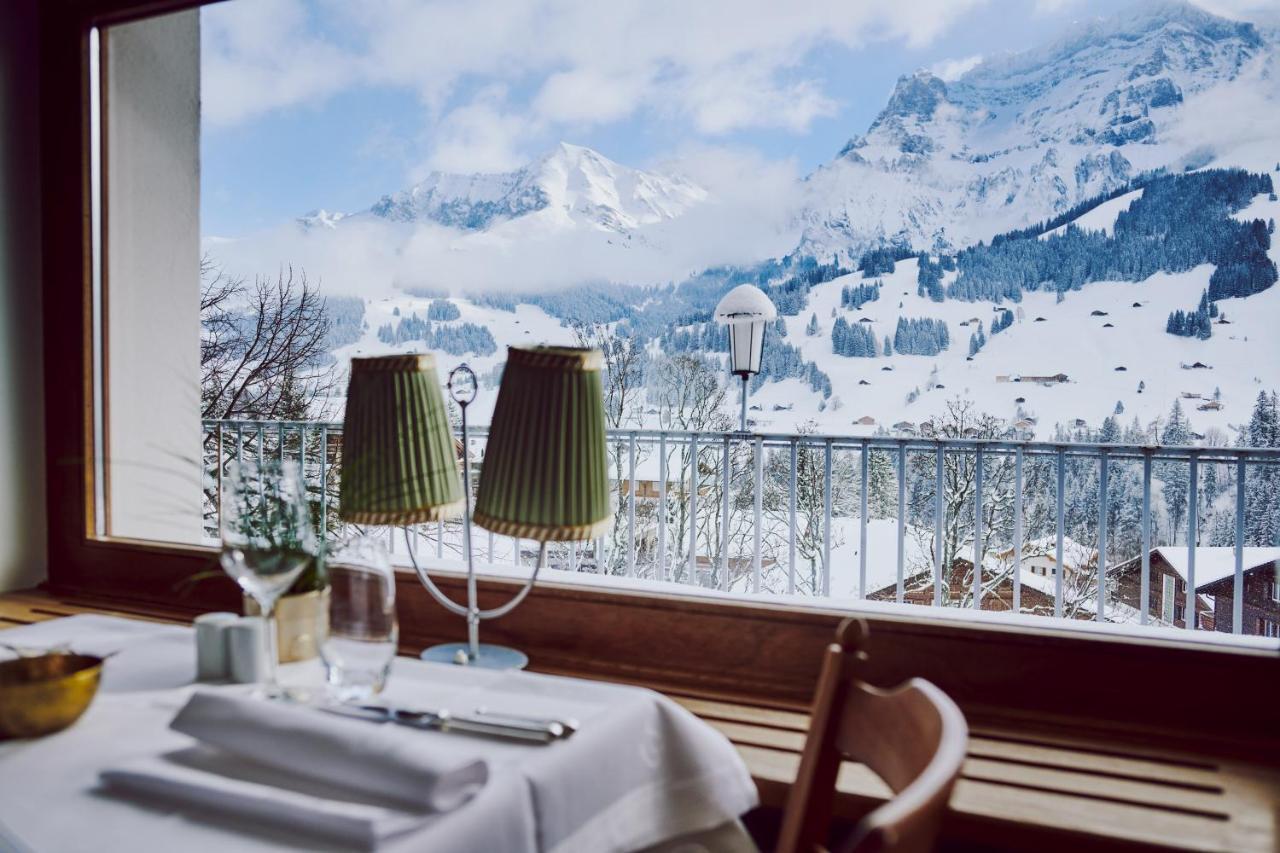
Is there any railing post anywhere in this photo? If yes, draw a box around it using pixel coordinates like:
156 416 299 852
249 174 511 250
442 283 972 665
753 436 763 594
896 443 906 605
1013 447 1023 614
1097 449 1109 623
823 439 832 598
689 433 698 585
973 445 983 610
319 424 328 540
788 440 798 596
1234 456 1245 634
1141 452 1152 625
721 435 730 592
215 422 225 534
1055 448 1065 619
627 432 637 578
934 445 944 608
658 433 667 583
1186 452 1198 630
859 440 869 600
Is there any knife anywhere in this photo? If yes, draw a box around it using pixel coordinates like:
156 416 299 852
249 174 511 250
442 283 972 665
322 703 564 744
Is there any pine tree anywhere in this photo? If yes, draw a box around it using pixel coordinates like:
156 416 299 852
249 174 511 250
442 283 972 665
1114 400 1124 415
1160 400 1193 542
883 336 892 357
1244 391 1280 545
805 313 820 337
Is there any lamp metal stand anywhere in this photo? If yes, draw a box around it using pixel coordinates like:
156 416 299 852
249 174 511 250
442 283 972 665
739 374 749 432
408 363 544 670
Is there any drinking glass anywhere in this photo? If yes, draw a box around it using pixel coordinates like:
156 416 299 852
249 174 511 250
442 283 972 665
321 536 398 702
219 458 317 698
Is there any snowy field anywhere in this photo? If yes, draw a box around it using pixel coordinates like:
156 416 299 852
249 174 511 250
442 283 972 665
321 185 1280 442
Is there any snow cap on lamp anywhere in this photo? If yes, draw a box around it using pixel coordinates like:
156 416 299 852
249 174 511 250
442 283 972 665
715 284 777 377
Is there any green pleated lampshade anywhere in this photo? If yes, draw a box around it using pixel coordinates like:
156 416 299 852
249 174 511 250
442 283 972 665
474 346 611 542
339 354 464 525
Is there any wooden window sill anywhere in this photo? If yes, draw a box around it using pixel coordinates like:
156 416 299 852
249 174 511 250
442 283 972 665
3 588 1276 852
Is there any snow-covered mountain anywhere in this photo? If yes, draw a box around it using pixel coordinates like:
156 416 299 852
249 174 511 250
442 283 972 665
300 142 708 239
797 1 1276 261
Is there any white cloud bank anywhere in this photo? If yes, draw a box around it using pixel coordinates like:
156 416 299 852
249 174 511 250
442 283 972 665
206 150 805 299
202 0 986 173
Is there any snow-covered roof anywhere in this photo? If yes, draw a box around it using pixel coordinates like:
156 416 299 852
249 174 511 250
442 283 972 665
714 284 777 323
996 536 1096 568
1153 547 1280 590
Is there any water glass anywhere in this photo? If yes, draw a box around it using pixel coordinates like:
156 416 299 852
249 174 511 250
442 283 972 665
322 536 398 702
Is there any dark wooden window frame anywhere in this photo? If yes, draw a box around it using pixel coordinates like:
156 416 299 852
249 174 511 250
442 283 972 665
39 0 1280 765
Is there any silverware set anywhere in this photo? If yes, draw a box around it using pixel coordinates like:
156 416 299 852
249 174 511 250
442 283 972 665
322 703 578 744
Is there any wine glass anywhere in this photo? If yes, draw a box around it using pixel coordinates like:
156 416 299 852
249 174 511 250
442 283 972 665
219 458 317 698
322 536 398 703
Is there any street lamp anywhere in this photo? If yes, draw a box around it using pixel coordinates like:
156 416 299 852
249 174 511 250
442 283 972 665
714 284 777 432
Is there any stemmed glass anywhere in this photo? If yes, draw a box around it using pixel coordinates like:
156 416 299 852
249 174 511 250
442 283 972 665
219 458 317 698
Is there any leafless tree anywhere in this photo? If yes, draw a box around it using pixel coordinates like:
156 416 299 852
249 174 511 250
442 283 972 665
572 322 648 574
201 256 337 422
201 256 339 536
649 354 740 585
761 420 856 596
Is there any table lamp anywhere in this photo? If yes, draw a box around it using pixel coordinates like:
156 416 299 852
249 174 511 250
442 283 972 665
339 347 610 670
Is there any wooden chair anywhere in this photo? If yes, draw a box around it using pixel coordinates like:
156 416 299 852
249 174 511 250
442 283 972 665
775 618 968 853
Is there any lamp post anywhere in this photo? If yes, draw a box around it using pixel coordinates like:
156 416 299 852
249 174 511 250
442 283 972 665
714 284 777 432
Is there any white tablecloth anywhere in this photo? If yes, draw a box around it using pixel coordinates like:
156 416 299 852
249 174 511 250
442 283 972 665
0 615 758 853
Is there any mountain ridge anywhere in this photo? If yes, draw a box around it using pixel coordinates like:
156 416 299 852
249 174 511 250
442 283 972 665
299 142 708 238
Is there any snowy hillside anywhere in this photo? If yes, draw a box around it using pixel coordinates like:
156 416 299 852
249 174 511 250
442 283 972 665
325 181 1278 440
797 1 1276 261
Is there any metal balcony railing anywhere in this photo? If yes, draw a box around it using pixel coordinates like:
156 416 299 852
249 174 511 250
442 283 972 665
202 419 1280 639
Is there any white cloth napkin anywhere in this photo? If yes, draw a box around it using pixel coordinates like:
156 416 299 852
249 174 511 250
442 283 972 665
163 691 489 813
100 747 427 850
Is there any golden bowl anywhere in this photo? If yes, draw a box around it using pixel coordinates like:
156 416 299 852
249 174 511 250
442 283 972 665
0 653 104 739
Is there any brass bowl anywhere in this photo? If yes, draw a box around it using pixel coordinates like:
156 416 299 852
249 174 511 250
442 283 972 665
0 653 104 739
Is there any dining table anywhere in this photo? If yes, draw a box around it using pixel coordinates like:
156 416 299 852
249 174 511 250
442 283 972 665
0 614 759 853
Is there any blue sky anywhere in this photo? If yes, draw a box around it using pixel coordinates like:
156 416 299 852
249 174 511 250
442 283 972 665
199 0 1259 236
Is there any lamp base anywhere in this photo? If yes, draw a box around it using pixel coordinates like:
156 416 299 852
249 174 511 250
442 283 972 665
419 642 529 670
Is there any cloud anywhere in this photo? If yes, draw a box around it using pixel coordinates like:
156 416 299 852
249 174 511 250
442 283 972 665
1032 0 1082 14
930 54 984 82
204 142 805 297
200 0 357 127
417 87 533 175
202 0 987 143
1189 0 1280 22
532 69 651 127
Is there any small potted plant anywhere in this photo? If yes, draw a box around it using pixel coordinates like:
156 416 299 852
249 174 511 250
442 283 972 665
243 554 329 663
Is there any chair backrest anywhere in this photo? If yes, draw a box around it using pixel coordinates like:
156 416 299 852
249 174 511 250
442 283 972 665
776 618 968 853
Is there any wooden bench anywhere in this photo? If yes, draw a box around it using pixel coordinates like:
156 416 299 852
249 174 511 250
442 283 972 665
2 589 1276 851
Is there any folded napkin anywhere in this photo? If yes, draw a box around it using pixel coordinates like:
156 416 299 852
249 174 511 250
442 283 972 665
101 747 426 850
168 691 488 812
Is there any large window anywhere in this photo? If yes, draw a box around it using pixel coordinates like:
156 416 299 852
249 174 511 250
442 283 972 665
89 0 1280 644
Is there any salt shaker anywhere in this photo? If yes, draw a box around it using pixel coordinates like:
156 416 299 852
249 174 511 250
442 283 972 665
193 611 238 681
225 617 267 684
